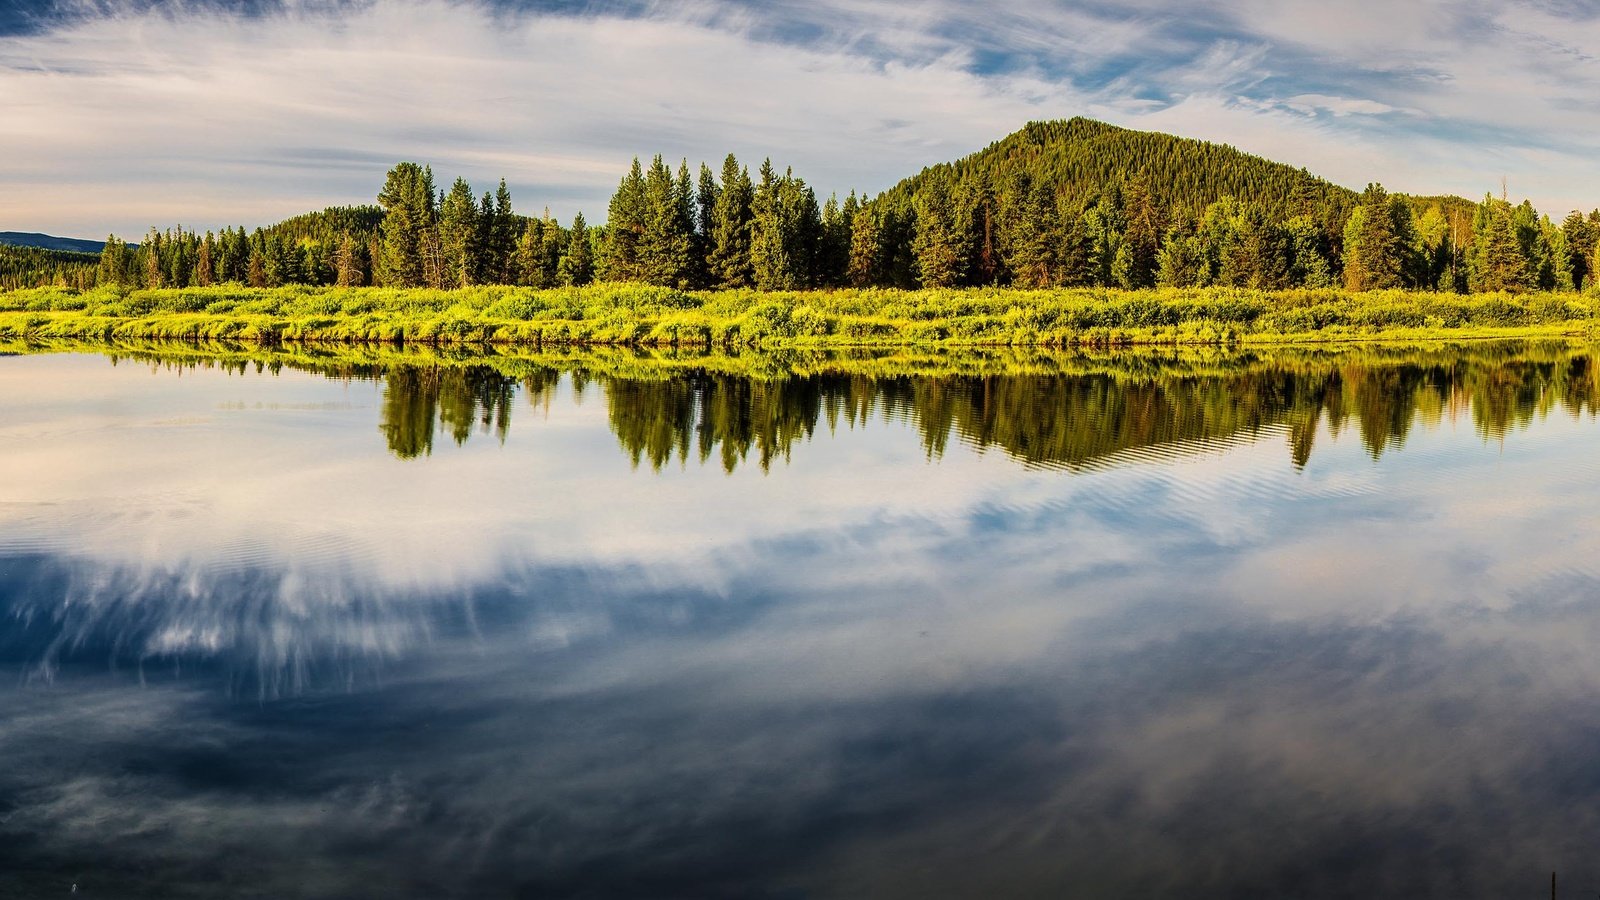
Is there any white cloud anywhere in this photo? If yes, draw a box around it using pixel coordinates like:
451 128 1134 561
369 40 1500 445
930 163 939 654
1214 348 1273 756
0 1 1099 237
6 0 1600 237
1282 93 1413 118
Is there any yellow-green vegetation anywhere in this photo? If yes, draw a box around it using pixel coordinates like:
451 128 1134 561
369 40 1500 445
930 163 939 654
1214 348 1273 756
3 283 1600 349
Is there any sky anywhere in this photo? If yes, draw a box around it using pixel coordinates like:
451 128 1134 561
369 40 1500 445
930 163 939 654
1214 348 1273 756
5 0 1600 239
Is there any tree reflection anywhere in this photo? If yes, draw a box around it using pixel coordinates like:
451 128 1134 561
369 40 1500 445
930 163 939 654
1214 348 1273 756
85 341 1600 469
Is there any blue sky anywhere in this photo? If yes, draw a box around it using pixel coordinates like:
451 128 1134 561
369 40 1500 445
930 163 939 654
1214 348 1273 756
5 0 1600 238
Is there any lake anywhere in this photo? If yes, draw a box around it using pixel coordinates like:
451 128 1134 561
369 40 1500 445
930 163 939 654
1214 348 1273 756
2 341 1599 898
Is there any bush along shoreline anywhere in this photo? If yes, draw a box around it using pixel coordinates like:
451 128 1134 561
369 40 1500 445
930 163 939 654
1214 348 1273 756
2 283 1598 349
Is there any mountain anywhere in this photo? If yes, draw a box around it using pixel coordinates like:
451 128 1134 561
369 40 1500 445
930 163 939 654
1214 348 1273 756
875 117 1362 233
0 232 107 254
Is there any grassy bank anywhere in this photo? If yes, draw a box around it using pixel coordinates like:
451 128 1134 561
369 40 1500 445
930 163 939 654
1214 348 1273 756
3 283 1599 348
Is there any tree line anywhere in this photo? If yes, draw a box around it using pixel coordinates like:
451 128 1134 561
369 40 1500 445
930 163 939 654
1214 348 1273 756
68 118 1600 295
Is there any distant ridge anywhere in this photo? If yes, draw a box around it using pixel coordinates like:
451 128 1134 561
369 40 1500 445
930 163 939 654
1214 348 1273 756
0 232 107 254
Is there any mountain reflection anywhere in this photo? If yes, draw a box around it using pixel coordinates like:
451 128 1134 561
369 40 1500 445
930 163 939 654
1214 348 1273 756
116 341 1599 470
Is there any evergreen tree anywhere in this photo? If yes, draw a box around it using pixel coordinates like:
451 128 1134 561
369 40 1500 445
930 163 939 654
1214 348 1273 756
694 162 720 287
1547 220 1575 292
635 156 695 286
708 154 755 288
1467 195 1534 293
558 212 594 286
97 236 130 286
602 158 647 281
1342 184 1418 291
539 209 563 286
247 242 266 288
1080 198 1125 287
1005 178 1063 288
750 161 820 289
1285 216 1335 288
514 219 546 287
1156 224 1208 288
1120 174 1164 289
847 204 884 287
377 162 436 287
816 192 855 288
1562 211 1595 290
439 177 482 288
490 179 518 284
142 228 164 288
911 171 968 288
196 233 215 287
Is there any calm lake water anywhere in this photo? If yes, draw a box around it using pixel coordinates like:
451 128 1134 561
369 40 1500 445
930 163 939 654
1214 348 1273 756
2 342 1600 898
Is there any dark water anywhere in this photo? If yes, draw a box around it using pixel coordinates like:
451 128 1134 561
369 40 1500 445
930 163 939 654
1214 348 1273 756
2 342 1599 898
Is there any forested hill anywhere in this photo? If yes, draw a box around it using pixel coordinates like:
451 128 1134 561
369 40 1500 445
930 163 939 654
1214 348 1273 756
0 232 106 253
878 118 1359 234
32 116 1599 296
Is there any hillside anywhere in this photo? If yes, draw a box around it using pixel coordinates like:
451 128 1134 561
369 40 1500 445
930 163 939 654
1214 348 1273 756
876 118 1362 231
0 244 98 290
0 231 107 253
1 117 1564 294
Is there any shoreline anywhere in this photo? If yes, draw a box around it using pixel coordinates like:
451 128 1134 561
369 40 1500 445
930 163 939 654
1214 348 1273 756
3 283 1598 350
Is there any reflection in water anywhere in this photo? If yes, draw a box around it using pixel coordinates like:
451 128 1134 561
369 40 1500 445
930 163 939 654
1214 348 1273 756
381 366 519 458
2 341 1600 897
356 342 1600 470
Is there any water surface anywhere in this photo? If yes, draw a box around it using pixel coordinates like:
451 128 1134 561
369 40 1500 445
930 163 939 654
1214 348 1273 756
2 342 1599 898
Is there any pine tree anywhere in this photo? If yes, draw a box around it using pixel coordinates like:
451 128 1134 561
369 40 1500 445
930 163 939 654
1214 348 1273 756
602 158 646 282
1080 198 1125 288
491 179 517 284
1005 179 1062 288
1562 211 1595 290
97 236 129 286
634 156 694 287
538 209 562 286
1342 184 1418 291
815 192 854 287
847 205 883 287
1467 195 1533 293
439 177 482 288
747 165 821 289
376 163 436 287
247 242 266 288
694 162 720 287
196 234 215 287
708 154 755 288
1156 224 1208 288
558 212 594 286
911 171 968 288
514 219 547 287
1547 221 1574 292
1120 174 1164 289
143 229 164 288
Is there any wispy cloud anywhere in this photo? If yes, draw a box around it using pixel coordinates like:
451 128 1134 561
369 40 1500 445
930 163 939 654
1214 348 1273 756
4 0 1600 237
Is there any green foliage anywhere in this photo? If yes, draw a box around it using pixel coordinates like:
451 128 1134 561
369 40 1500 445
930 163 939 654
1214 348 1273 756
0 245 98 290
6 284 1600 351
377 162 437 288
911 172 968 288
1343 184 1422 291
53 117 1600 302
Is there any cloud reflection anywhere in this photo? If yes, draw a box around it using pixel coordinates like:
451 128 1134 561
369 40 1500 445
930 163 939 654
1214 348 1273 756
3 345 1600 895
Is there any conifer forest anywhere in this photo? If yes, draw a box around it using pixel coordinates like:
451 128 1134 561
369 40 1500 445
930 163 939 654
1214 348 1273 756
8 119 1598 298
